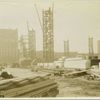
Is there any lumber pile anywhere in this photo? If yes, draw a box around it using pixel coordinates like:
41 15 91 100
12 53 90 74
0 73 59 97
84 69 100 80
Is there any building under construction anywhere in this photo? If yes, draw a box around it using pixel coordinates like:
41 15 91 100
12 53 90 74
19 23 36 62
28 26 36 60
19 35 28 59
88 36 94 56
64 40 69 57
42 7 54 62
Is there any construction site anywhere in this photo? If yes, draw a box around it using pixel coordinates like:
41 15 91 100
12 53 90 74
0 0 100 98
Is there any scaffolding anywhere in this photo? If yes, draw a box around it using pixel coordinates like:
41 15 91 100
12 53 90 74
20 35 28 59
28 28 36 60
42 7 54 62
88 36 94 56
64 40 69 57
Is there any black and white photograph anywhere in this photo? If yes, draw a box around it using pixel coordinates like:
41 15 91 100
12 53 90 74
0 0 99 99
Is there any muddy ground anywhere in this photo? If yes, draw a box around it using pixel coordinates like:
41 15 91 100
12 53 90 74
55 76 100 97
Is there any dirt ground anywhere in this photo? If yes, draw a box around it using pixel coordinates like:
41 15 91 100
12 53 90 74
55 76 100 97
1 68 100 97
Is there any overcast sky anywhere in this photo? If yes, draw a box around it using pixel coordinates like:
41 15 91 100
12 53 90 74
0 0 100 53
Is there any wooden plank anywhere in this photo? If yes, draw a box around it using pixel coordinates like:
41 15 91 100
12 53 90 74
15 84 58 97
3 79 56 97
0 76 46 90
0 73 50 86
0 77 35 90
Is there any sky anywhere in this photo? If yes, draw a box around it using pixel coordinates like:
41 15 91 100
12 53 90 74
0 0 100 53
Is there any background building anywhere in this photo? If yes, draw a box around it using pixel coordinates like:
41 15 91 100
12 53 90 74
97 40 100 54
0 29 18 64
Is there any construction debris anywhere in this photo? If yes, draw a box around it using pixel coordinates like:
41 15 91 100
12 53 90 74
63 68 100 81
1 71 13 79
84 69 100 80
64 70 88 78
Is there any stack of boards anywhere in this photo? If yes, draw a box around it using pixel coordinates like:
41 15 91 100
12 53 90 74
0 73 59 97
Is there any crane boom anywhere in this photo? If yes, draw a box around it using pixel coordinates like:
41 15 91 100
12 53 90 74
34 4 43 33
